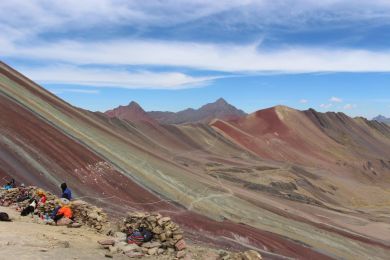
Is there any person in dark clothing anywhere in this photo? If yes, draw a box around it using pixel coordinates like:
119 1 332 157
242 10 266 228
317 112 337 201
51 183 72 219
60 183 72 200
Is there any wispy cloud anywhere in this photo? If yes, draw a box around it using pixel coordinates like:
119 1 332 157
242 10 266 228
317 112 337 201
320 103 332 109
299 99 308 104
2 1 390 89
4 40 390 73
21 65 221 89
330 96 343 103
2 1 390 38
343 103 357 110
49 88 100 95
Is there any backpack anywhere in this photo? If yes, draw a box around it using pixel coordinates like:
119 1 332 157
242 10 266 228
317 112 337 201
0 212 11 221
127 230 144 245
139 227 153 242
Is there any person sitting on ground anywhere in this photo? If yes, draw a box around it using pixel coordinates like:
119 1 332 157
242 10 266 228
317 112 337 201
50 183 72 219
53 198 73 225
60 183 72 200
36 189 47 205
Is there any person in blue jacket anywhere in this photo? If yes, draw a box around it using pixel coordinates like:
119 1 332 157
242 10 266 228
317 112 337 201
51 183 72 219
61 183 72 200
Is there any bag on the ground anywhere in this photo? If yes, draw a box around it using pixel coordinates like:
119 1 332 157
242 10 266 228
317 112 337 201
0 212 11 222
139 227 153 242
127 229 144 245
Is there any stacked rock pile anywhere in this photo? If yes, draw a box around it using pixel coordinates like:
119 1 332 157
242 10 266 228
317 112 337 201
0 186 108 232
0 187 34 206
99 211 186 258
120 212 185 249
71 200 109 232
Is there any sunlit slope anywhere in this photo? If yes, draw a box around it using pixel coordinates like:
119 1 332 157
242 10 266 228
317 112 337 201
212 105 390 177
2 62 390 259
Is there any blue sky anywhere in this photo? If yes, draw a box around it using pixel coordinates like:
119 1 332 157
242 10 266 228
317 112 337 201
1 1 390 118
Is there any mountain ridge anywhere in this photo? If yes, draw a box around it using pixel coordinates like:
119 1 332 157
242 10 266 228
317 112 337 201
107 97 247 124
2 62 390 259
373 115 390 124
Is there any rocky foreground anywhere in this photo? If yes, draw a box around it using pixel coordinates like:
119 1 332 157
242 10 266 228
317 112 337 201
0 187 262 260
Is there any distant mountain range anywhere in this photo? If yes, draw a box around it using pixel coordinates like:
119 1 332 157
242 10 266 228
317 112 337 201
105 98 247 124
373 115 390 124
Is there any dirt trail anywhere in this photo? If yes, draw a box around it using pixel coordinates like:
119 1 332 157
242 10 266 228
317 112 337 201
0 206 232 260
0 206 113 260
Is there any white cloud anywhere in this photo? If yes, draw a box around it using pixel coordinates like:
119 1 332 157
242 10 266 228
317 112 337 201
330 96 343 103
20 65 221 89
299 99 308 104
4 40 390 74
343 103 357 110
49 88 100 94
2 0 390 36
320 103 332 109
2 0 390 89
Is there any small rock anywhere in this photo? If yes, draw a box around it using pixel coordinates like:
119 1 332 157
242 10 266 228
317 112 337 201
175 239 186 251
176 250 186 258
125 251 144 258
70 222 82 228
98 239 115 246
108 245 118 253
242 250 262 260
105 252 113 258
148 247 158 255
159 233 167 242
142 241 161 248
121 244 141 253
113 232 127 242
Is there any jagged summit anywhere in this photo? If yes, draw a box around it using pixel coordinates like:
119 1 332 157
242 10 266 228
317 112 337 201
215 97 228 105
105 101 156 123
147 98 247 124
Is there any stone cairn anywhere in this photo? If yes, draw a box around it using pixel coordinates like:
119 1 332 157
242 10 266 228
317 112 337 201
0 186 108 232
98 211 186 258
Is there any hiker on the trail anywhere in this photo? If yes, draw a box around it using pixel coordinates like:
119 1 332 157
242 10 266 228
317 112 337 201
53 198 73 225
61 183 72 200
